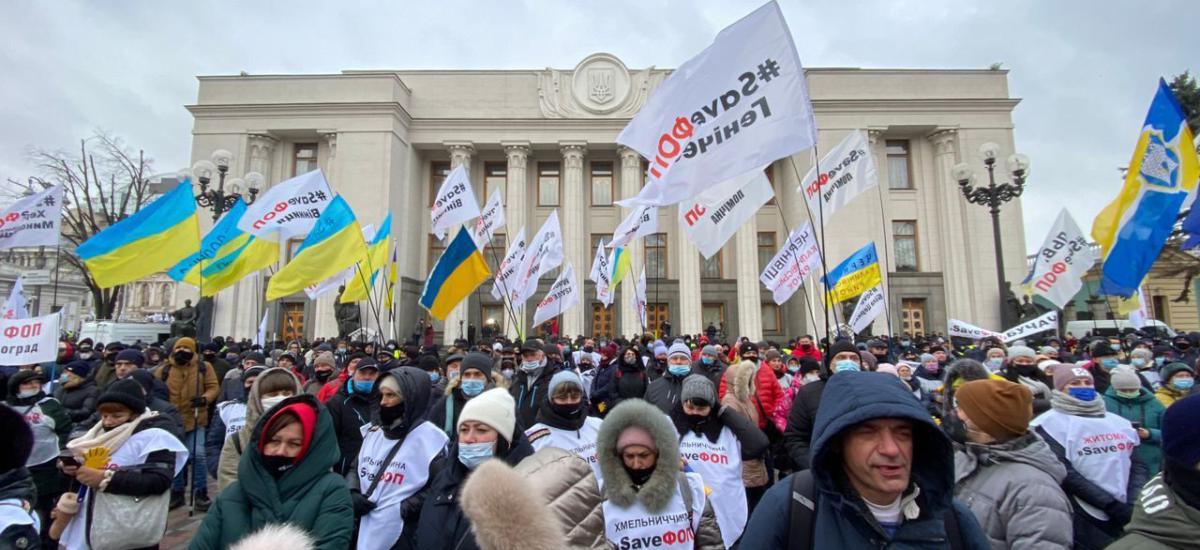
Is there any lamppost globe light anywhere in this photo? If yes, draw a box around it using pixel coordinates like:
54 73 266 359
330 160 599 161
1007 153 1030 176
951 163 973 184
978 142 1001 163
226 177 245 195
191 160 216 181
177 168 193 181
211 149 234 170
244 171 265 193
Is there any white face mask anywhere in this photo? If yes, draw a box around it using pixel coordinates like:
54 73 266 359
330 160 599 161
17 388 39 398
803 373 821 382
260 395 289 410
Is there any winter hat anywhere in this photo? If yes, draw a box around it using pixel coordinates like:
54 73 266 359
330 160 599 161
461 352 493 379
799 358 821 375
680 374 716 406
418 355 441 373
229 523 315 550
547 370 583 397
458 388 516 443
63 360 92 378
1007 346 1036 361
355 358 380 372
1110 366 1142 392
313 352 335 368
1038 346 1058 356
445 354 465 368
115 349 145 367
919 353 936 364
653 343 668 357
956 379 1033 441
700 345 718 357
876 364 898 376
1090 341 1118 358
129 369 157 396
826 340 859 367
243 352 267 366
242 366 267 382
616 425 657 453
859 351 878 371
765 349 782 362
668 342 691 360
1160 362 1196 384
1162 394 1200 468
739 341 760 355
173 337 197 353
0 405 33 471
1052 364 1094 391
1130 348 1153 361
97 379 147 415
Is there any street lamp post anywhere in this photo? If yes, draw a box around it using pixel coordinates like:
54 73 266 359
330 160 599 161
952 143 1030 329
184 150 264 340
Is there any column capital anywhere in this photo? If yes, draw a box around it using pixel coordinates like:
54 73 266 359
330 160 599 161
617 146 643 167
247 132 278 148
926 128 959 156
560 142 587 170
866 127 887 146
319 131 338 157
444 141 475 167
503 141 531 162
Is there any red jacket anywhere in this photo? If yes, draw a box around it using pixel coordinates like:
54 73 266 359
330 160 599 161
791 345 822 362
718 362 783 431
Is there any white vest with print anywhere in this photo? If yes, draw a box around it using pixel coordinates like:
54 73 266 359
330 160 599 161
603 471 706 549
6 398 61 467
1031 409 1138 519
216 401 247 439
355 421 448 550
679 426 746 547
525 416 604 483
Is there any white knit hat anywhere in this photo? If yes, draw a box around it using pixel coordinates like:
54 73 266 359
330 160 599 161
457 388 516 443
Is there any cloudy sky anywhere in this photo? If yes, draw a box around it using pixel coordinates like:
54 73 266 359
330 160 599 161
1 0 1195 252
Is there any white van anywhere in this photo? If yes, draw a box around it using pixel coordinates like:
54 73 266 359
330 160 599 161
1064 319 1176 339
78 321 171 345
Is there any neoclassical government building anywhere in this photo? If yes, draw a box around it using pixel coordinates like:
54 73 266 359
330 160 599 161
180 53 1028 344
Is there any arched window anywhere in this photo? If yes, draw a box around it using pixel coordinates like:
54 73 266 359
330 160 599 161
139 284 150 307
160 283 172 307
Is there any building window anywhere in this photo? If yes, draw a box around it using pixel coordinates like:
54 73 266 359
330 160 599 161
159 283 171 307
428 234 446 271
286 238 304 262
901 298 926 336
538 162 560 206
893 220 918 272
139 285 150 307
886 140 913 190
701 250 722 279
762 303 781 333
484 162 506 204
591 161 614 206
757 232 776 274
702 303 726 334
590 233 608 251
429 161 451 207
645 233 667 279
1152 294 1169 325
591 303 615 339
482 233 505 274
293 143 319 176
481 305 505 332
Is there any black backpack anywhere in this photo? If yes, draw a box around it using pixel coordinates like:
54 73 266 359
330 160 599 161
786 470 965 550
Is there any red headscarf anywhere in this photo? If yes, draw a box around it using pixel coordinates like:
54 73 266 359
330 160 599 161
258 401 318 463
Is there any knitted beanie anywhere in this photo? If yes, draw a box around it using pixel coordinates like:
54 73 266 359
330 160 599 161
680 374 716 406
1110 366 1142 392
115 349 145 367
1052 364 1093 391
548 370 583 397
616 425 657 453
1007 346 1036 361
97 379 147 416
458 388 516 443
956 379 1033 441
668 342 691 360
313 352 336 368
461 352 494 379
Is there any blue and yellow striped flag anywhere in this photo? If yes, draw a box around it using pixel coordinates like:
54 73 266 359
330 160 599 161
340 213 391 303
168 199 248 287
821 242 881 305
420 227 491 320
77 181 200 288
266 196 367 301
199 235 279 297
610 246 631 289
1091 79 1200 298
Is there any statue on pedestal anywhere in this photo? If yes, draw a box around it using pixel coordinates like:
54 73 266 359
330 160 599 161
171 300 198 338
335 286 361 341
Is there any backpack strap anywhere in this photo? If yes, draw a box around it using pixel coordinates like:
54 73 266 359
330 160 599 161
233 433 243 455
363 434 405 501
787 470 816 550
942 505 964 550
676 473 695 526
443 398 455 437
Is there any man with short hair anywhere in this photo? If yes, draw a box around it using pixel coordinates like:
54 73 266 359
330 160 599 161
112 349 144 381
327 357 380 474
645 342 696 414
509 338 558 429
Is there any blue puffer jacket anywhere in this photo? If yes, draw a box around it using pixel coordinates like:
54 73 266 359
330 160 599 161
741 371 990 549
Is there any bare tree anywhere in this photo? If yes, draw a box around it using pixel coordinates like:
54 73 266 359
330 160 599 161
4 129 157 319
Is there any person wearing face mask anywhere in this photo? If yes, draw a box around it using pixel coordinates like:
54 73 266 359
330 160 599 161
983 346 1007 374
53 360 98 424
1104 366 1166 477
348 366 448 550
719 362 773 518
719 341 784 433
192 395 353 550
645 342 697 415
327 358 381 476
218 351 266 404
866 339 890 365
87 341 126 393
604 345 650 414
694 344 727 389
54 380 187 550
303 352 337 396
1001 345 1053 415
1126 347 1160 390
415 388 534 550
5 370 72 542
1171 335 1199 368
783 340 862 470
156 336 219 511
509 339 559 430
429 352 504 438
202 342 233 384
75 339 97 367
597 398 725 550
791 335 822 363
525 371 604 480
416 355 445 396
1085 341 1122 394
1030 365 1148 548
205 366 264 480
318 352 365 404
444 354 465 383
215 367 301 492
1155 362 1196 408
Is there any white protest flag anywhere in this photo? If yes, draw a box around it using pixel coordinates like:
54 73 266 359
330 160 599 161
2 279 28 320
633 267 648 329
611 205 658 248
0 312 59 365
304 224 374 300
1028 209 1096 309
759 222 822 305
255 310 268 347
1129 287 1149 329
680 169 773 258
948 319 1002 340
238 169 333 240
472 189 506 250
512 212 564 305
533 264 580 327
590 240 614 306
490 228 527 301
0 184 63 250
799 130 878 225
431 164 482 240
848 285 885 335
1001 311 1059 343
617 1 815 207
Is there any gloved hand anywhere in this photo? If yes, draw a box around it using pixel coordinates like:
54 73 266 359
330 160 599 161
351 491 377 517
190 396 208 408
1103 500 1132 526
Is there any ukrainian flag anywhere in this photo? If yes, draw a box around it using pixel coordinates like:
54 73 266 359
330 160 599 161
168 199 249 287
420 227 491 320
1091 79 1200 298
822 242 882 305
266 196 367 301
77 180 200 288
340 213 391 304
199 235 279 297
610 246 631 289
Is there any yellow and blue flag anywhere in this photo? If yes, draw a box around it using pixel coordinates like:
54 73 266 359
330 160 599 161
168 199 248 287
420 227 491 320
77 180 200 288
610 246 631 289
822 242 881 304
340 213 392 304
198 234 279 297
1092 79 1199 297
266 196 367 300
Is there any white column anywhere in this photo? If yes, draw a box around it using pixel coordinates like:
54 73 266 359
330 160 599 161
502 143 531 338
734 218 763 340
928 129 976 322
442 142 475 344
309 132 341 339
675 217 703 336
866 129 891 335
560 142 587 338
617 147 644 339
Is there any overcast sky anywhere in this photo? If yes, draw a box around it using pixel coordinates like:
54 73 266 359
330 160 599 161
1 0 1195 253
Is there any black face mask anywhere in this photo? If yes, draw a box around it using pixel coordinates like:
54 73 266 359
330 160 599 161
873 353 888 363
550 401 583 420
942 414 968 444
583 346 594 353
173 350 194 364
624 463 655 487
261 454 295 478
684 412 709 428
743 355 758 364
379 401 405 427
313 370 333 382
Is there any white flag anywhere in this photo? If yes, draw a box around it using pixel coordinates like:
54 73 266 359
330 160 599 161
616 1 816 207
611 205 658 248
472 189 506 250
1129 287 1149 329
800 130 878 225
2 279 28 320
680 169 774 258
1028 209 1096 309
304 224 374 300
948 319 1002 340
431 164 482 240
490 228 527 302
848 285 885 335
759 222 822 305
590 240 614 306
512 212 564 305
238 169 333 240
0 312 59 365
0 184 63 250
633 267 648 329
1001 311 1059 343
255 310 268 347
533 264 580 327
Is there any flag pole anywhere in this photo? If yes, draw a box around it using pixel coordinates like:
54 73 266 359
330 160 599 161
788 153 835 347
772 201 822 341
872 173 898 360
480 231 523 342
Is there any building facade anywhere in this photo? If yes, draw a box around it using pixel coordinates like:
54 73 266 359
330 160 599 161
182 53 1030 344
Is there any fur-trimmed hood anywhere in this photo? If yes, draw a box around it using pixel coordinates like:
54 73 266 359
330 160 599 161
597 398 680 513
229 523 315 550
726 360 757 403
461 458 565 550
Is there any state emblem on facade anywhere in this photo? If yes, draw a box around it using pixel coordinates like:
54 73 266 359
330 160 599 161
588 67 615 104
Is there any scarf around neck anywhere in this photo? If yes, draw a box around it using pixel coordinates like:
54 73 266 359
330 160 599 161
1049 390 1105 417
66 410 156 461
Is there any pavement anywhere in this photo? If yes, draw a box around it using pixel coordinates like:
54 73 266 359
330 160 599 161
158 479 216 550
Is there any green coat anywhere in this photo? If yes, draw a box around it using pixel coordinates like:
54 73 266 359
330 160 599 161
189 394 353 550
1103 386 1166 475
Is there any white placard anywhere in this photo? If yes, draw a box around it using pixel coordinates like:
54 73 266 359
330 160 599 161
0 313 59 365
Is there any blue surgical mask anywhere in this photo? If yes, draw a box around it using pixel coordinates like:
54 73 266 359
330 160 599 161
787 366 800 374
458 441 494 469
521 360 543 373
701 356 714 366
1155 357 1166 367
986 358 1003 371
1067 386 1097 402
429 372 441 383
1100 358 1119 371
1131 358 1147 368
1173 378 1195 391
352 380 374 394
668 365 691 377
834 360 860 373
461 379 485 397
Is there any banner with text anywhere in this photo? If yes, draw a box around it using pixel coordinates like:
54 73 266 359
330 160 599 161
238 170 333 240
491 228 527 302
589 240 614 306
533 264 580 326
680 169 773 259
0 312 59 365
948 310 1059 343
611 205 658 249
431 164 482 240
1029 209 1096 309
0 184 62 250
848 285 885 334
759 222 822 305
512 213 563 305
800 130 878 225
2 278 28 320
472 189 506 250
